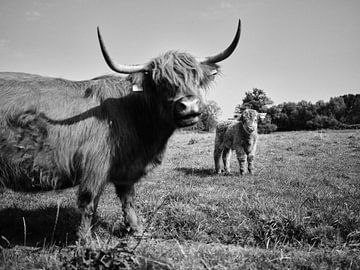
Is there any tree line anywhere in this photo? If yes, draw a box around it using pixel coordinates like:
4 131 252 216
186 88 360 133
267 94 360 131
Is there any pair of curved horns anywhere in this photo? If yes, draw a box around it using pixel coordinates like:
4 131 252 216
97 19 241 74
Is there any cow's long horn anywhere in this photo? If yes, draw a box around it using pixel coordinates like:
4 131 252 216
198 19 241 64
97 27 148 74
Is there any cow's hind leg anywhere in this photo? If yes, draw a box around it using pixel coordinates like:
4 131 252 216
247 143 257 175
235 147 247 175
115 184 142 235
214 146 223 174
247 154 255 174
223 147 232 173
77 179 105 243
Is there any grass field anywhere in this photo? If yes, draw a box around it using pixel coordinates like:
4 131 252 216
1 129 360 269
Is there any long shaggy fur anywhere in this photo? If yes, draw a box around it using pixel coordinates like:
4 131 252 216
150 51 218 100
0 50 219 237
214 109 258 175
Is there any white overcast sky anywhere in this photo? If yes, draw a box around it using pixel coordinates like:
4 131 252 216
0 0 359 118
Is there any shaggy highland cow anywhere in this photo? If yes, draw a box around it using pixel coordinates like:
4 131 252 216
0 20 241 240
214 109 258 175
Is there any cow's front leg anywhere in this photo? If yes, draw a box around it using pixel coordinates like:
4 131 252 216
247 142 257 175
222 147 232 173
247 154 255 174
77 181 105 243
115 184 142 234
235 147 247 175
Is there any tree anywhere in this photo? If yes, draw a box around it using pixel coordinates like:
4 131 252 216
234 89 277 133
235 88 274 113
296 100 317 130
268 102 298 131
265 93 359 131
329 97 346 122
257 115 278 134
184 100 222 132
342 94 360 124
199 100 222 131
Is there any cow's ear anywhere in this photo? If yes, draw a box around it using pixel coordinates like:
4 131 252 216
206 64 220 78
209 68 218 76
200 63 220 88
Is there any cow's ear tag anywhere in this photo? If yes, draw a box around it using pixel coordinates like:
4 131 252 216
132 84 143 92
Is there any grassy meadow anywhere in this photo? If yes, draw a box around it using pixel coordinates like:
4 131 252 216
1 129 360 269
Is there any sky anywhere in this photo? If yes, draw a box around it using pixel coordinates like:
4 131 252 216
0 0 359 119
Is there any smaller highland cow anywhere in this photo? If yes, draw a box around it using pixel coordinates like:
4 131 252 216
214 109 258 175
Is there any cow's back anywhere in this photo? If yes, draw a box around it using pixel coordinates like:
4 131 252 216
0 73 94 120
0 72 132 119
215 120 238 149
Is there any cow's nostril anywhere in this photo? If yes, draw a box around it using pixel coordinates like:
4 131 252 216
176 102 187 112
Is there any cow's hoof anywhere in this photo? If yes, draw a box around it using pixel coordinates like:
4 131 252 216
128 226 147 238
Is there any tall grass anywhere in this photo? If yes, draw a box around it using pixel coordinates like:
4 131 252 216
1 130 359 269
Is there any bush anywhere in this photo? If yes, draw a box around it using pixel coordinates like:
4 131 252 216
306 115 340 130
258 115 277 134
258 123 277 134
182 100 221 132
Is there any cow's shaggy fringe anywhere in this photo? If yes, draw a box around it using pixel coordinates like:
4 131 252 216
151 51 219 97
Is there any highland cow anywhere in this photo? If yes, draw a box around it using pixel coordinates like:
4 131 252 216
0 20 241 240
214 109 258 175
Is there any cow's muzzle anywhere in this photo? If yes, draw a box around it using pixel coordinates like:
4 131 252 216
243 124 257 134
174 96 201 127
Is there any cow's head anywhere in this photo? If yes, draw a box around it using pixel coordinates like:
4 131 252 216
240 109 258 134
97 20 240 128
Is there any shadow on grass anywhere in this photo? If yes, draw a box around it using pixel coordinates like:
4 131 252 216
0 206 130 248
0 206 80 248
175 167 215 177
